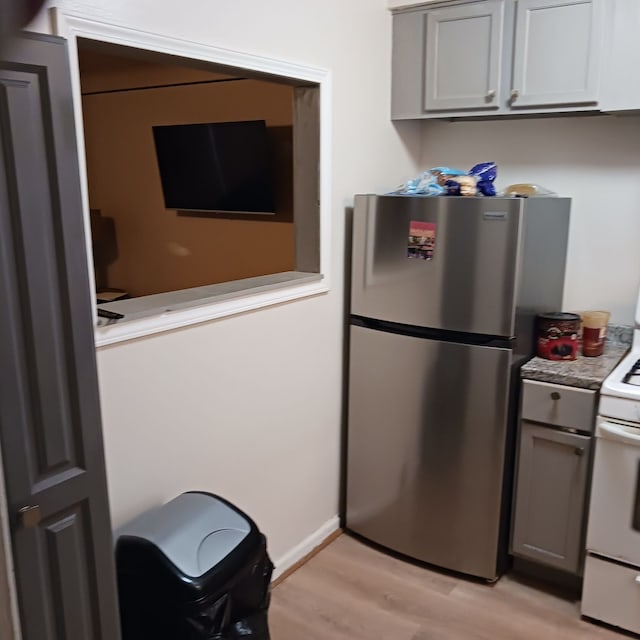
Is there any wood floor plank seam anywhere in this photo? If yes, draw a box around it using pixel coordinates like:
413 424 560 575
269 536 628 640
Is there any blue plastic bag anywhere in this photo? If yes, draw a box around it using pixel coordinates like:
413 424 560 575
469 162 497 196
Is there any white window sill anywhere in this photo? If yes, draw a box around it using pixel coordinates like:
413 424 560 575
95 271 325 347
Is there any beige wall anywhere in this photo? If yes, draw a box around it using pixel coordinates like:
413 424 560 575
38 0 423 569
0 0 630 597
419 115 640 323
34 0 640 578
81 72 295 297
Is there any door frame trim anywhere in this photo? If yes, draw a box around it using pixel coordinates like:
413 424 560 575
49 9 333 346
0 446 22 640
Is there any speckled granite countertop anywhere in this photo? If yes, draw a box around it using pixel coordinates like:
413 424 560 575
521 324 633 390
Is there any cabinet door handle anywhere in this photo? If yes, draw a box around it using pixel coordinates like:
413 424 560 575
574 447 584 457
486 89 496 101
550 391 561 401
510 89 520 102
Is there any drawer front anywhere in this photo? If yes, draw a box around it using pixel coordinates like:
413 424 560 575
521 380 596 432
582 554 640 635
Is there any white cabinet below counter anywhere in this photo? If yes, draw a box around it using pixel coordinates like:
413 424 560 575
391 0 640 119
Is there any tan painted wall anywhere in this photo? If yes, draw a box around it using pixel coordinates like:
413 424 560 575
78 49 235 94
36 0 424 571
81 74 295 297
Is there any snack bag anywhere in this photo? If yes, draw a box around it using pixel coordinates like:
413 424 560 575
469 162 497 196
390 167 464 196
390 163 497 197
503 183 557 197
445 175 478 196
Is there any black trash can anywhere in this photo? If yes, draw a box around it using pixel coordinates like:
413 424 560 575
116 492 273 640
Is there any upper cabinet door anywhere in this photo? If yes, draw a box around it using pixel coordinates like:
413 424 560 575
424 0 505 112
511 0 602 108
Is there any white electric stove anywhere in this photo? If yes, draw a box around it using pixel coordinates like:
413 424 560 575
581 299 640 635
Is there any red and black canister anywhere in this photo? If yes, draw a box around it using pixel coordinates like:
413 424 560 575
536 312 581 361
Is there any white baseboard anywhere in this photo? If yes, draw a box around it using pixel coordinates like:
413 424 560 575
272 516 340 580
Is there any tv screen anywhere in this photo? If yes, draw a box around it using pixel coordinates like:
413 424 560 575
152 119 276 214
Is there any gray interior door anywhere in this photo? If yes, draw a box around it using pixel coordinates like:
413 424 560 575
0 33 121 639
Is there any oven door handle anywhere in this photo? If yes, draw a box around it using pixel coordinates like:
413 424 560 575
598 420 640 446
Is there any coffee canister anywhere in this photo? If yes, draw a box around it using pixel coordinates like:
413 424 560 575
536 312 581 361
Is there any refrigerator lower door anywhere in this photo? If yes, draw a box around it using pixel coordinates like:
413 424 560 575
346 324 512 580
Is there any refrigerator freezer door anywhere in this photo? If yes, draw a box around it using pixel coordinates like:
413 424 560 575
346 324 512 580
351 195 524 337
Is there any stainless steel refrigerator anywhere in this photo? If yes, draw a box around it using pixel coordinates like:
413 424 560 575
345 195 571 581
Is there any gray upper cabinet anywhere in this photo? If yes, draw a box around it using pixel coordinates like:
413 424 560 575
424 1 504 111
392 0 640 119
511 0 602 108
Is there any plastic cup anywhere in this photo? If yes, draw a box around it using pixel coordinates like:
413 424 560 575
581 311 610 357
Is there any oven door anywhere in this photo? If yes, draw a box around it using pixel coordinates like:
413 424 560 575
587 418 640 565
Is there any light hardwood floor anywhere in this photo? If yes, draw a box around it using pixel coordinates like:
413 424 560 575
269 534 629 640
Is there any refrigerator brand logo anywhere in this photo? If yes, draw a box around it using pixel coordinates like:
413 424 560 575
484 211 507 221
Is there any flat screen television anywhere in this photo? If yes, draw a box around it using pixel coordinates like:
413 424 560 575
152 119 276 214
